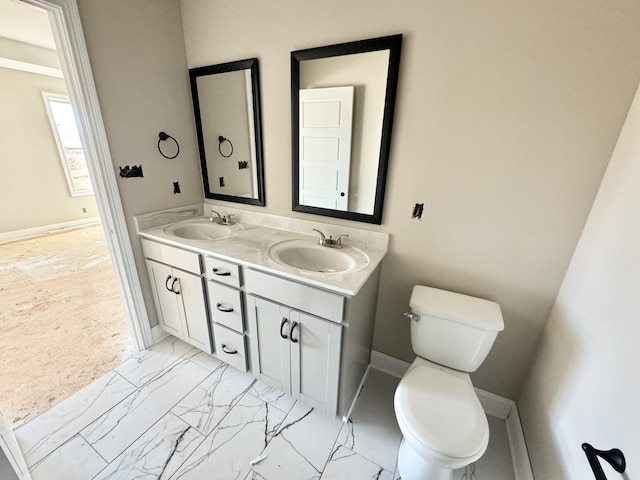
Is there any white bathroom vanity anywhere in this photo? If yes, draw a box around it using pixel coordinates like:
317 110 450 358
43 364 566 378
135 204 388 416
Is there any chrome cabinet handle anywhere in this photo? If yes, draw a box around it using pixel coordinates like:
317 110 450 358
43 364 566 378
221 344 238 355
216 303 234 313
280 318 289 339
211 268 231 277
290 321 299 343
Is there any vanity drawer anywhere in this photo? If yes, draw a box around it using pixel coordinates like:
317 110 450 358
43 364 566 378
213 324 247 372
207 282 244 333
245 269 344 323
141 238 201 274
204 256 241 288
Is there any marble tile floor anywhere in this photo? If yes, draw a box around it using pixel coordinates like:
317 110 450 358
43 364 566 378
14 336 516 480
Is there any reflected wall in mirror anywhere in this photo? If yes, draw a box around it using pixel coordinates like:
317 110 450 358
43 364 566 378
292 34 402 224
189 58 265 206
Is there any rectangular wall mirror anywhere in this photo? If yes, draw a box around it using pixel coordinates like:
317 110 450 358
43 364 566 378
189 58 265 206
291 34 402 224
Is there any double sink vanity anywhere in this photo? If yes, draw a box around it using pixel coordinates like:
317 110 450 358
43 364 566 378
135 204 388 417
134 34 401 417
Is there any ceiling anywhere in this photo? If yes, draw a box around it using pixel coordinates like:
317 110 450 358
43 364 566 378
0 0 55 50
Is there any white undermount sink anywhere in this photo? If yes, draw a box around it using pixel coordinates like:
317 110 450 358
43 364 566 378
268 239 369 274
163 218 243 241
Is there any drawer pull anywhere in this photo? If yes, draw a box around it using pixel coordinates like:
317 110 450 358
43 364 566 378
290 321 299 343
280 318 289 339
221 344 238 355
211 268 231 277
216 303 234 313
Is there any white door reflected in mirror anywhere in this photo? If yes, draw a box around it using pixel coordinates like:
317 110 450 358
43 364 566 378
299 86 354 211
292 35 402 224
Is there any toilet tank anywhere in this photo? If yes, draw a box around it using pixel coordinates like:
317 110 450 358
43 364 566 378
409 286 504 372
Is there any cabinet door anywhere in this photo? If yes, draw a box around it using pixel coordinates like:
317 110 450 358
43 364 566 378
175 271 212 354
247 296 291 393
290 312 342 416
146 259 183 338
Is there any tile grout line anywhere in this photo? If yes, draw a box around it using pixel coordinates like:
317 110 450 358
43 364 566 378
83 356 207 466
80 432 110 480
96 411 207 480
19 370 140 469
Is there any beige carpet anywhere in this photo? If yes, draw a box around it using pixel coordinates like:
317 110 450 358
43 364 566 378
0 225 137 427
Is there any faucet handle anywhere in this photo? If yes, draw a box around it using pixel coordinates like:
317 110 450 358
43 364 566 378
334 234 349 247
223 214 235 225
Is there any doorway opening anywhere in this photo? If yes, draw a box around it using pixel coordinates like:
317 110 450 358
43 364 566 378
0 0 149 427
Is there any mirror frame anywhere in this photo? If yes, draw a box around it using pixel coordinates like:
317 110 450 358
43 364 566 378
189 58 266 206
291 34 402 224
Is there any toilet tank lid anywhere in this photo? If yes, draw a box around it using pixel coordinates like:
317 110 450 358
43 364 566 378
410 286 504 331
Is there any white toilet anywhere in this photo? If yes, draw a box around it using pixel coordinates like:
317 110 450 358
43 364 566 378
394 285 504 480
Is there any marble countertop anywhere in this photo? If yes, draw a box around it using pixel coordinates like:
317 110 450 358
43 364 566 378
135 205 388 297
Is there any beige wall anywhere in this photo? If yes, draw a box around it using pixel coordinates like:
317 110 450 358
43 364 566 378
76 0 204 328
0 67 98 234
518 82 640 478
180 0 640 398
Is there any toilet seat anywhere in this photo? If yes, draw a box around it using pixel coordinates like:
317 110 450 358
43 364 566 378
394 363 489 468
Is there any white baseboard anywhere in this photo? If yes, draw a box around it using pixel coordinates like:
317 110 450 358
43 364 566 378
506 404 535 480
475 387 514 420
343 365 371 424
369 350 533 480
151 325 169 345
0 217 101 244
369 350 411 378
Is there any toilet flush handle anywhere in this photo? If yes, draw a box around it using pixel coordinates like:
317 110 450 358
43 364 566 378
403 312 420 322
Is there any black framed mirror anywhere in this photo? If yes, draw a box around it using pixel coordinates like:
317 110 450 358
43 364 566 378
292 34 402 224
190 58 265 206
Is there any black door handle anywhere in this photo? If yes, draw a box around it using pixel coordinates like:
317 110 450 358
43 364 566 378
582 443 626 480
216 303 234 313
221 344 238 355
170 277 180 294
211 268 231 276
280 318 289 339
290 321 299 343
165 275 173 292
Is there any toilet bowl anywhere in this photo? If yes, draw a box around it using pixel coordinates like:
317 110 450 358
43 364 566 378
394 286 504 480
394 359 489 480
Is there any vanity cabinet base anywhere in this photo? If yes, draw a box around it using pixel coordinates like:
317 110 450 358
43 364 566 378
246 266 381 417
140 236 382 419
247 295 341 416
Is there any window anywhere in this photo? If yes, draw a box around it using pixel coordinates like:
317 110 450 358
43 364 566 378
42 92 93 196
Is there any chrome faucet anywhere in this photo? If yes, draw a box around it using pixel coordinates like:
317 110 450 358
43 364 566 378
312 229 349 249
209 209 235 225
209 209 223 223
